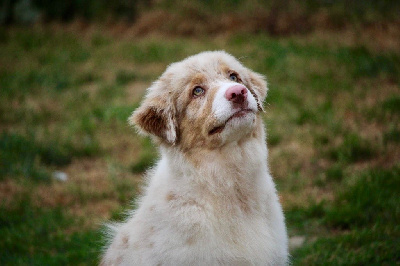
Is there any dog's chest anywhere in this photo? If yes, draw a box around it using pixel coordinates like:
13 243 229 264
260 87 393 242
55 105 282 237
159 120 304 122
161 209 277 264
150 188 273 253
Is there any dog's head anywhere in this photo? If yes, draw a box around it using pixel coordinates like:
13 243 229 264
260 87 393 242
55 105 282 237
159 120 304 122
130 51 267 150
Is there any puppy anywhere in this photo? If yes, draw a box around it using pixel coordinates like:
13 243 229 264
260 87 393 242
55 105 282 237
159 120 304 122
101 51 288 265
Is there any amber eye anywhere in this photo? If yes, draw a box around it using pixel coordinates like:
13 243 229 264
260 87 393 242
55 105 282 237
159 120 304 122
193 86 205 97
229 73 238 82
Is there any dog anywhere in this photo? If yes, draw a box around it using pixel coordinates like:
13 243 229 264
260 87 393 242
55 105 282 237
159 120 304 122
101 51 288 265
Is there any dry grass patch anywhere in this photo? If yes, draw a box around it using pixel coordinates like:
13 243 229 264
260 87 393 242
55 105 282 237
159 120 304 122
28 157 141 228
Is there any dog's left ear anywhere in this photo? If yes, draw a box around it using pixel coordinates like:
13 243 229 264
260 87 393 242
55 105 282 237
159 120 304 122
129 82 178 145
247 70 268 112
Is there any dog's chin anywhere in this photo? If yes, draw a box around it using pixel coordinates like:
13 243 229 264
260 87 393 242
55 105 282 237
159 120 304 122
208 110 256 143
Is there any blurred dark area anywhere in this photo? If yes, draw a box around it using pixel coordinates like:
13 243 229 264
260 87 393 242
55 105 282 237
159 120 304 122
1 0 400 36
0 0 147 24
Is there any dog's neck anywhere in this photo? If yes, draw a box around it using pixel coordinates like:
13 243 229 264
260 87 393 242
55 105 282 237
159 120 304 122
156 122 274 214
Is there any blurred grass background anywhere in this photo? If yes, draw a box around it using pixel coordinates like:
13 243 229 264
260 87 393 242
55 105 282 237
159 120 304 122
1 0 399 265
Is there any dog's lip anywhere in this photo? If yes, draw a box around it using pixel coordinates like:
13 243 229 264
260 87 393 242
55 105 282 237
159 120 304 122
209 109 255 135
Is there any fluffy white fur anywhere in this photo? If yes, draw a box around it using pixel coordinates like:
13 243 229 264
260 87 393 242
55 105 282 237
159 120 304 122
101 51 289 265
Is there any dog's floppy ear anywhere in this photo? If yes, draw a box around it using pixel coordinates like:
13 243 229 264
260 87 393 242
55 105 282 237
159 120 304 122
129 81 178 144
247 70 268 112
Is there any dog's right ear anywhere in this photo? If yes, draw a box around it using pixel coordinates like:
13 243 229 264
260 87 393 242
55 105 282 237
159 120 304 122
129 81 178 145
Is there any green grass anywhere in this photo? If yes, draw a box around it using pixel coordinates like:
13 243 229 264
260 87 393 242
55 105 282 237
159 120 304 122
325 164 344 182
382 95 400 114
292 167 400 265
338 47 400 81
329 133 376 163
131 138 158 174
325 168 400 229
384 125 400 144
93 104 138 124
115 70 138 86
0 132 51 182
0 131 100 181
294 226 399 265
0 196 102 265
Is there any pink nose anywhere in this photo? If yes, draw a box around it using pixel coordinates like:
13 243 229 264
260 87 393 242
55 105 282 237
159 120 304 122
225 85 248 104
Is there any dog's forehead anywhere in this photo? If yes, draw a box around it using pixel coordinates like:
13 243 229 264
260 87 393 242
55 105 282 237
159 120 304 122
183 51 241 67
164 52 245 83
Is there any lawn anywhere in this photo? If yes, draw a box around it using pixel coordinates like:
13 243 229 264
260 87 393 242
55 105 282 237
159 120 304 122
0 23 399 264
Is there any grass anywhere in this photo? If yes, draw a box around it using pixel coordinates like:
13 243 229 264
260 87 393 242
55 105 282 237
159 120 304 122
0 131 99 182
329 133 376 163
0 195 102 265
382 95 400 114
325 168 399 229
131 137 158 174
0 132 51 182
293 167 400 265
0 20 399 264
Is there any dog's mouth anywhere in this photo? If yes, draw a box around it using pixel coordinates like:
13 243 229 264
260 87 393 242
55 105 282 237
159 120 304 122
209 109 254 135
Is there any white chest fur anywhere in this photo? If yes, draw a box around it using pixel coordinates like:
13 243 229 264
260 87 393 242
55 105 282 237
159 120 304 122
103 136 288 266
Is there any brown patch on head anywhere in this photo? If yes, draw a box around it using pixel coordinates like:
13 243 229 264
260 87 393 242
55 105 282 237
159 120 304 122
173 72 208 118
134 107 171 140
130 79 178 144
190 73 207 88
178 82 222 152
219 63 232 76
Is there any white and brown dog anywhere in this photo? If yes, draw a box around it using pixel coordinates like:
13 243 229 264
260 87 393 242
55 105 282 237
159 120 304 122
102 51 288 265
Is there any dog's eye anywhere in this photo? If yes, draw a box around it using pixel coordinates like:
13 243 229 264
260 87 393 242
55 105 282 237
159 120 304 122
193 86 205 97
229 73 238 82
